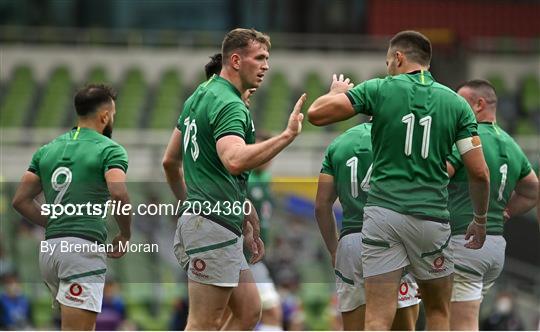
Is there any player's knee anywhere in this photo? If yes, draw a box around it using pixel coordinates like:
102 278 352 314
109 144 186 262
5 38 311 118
187 316 223 331
244 301 262 329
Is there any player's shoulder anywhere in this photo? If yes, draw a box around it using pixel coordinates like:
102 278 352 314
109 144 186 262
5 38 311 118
497 126 526 153
430 82 464 101
37 130 73 152
331 123 371 148
203 81 247 114
87 132 127 155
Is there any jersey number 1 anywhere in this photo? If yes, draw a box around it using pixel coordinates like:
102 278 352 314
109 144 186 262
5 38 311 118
346 157 373 198
402 113 432 159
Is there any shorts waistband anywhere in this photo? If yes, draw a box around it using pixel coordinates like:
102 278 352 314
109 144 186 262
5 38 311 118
46 233 103 245
182 209 242 237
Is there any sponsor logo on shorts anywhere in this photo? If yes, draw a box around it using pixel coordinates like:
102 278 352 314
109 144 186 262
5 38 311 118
69 283 83 296
429 256 448 274
398 282 414 302
193 258 206 272
190 258 209 279
65 294 84 303
65 284 84 303
399 282 409 295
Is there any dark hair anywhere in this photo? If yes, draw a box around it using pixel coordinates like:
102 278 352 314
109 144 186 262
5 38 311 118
221 28 271 65
456 79 498 104
74 84 116 117
389 31 432 66
205 53 223 79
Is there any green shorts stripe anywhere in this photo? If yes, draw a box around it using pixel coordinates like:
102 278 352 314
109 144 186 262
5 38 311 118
335 269 354 285
63 268 107 282
421 234 451 258
362 237 390 248
455 263 482 277
185 237 238 256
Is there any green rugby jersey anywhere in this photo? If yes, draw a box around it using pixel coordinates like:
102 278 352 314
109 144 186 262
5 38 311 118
447 122 532 235
177 75 255 235
321 123 373 238
346 71 478 221
28 127 128 244
247 170 273 244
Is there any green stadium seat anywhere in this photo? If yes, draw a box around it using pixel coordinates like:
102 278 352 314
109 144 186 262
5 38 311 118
520 75 540 115
0 65 36 127
302 72 325 133
486 74 508 96
260 72 290 132
85 66 109 85
115 68 147 128
515 118 536 135
150 69 183 129
35 66 72 127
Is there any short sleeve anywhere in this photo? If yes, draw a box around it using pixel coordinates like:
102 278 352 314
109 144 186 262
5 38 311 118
344 78 382 115
102 144 129 174
28 146 44 176
212 102 250 141
455 98 478 141
446 144 464 172
320 144 335 176
517 148 533 180
176 100 191 131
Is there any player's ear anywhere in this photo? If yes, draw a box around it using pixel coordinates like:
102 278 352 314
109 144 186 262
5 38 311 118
395 51 405 67
477 97 486 111
230 53 241 71
98 108 110 125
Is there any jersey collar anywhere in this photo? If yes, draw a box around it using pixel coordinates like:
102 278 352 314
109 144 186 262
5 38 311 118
405 69 433 84
214 75 242 98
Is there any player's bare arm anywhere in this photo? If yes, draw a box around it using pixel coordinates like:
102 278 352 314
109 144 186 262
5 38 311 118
162 127 187 201
243 200 265 264
315 173 339 267
105 168 132 258
12 171 48 227
538 169 540 229
505 171 539 220
216 93 306 175
460 141 490 249
308 74 355 126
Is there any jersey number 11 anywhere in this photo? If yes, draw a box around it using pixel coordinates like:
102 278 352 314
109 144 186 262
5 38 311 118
402 113 432 159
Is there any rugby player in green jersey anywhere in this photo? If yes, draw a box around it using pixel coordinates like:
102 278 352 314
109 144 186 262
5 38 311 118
162 28 306 330
447 79 539 330
307 31 491 330
12 84 132 330
316 113 420 330
204 54 283 330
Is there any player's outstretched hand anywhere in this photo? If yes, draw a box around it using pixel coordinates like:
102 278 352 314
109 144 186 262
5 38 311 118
464 219 486 249
285 93 307 137
107 233 130 258
330 74 354 94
